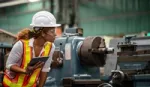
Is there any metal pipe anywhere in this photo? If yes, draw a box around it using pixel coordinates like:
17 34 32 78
0 0 41 8
91 48 114 54
50 0 54 14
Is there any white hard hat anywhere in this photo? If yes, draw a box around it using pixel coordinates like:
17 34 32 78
30 11 61 27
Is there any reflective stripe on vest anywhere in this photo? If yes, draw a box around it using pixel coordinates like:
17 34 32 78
3 40 52 87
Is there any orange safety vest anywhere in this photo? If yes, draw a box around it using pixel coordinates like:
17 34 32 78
3 40 52 87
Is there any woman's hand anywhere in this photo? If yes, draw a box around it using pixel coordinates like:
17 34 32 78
25 61 44 74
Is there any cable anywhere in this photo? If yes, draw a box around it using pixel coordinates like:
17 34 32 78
97 83 113 87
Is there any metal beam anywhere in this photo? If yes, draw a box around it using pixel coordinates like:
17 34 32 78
0 0 42 8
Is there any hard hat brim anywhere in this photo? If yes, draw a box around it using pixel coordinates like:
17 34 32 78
30 24 61 27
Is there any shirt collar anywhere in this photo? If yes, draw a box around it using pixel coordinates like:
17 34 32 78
29 38 34 47
29 38 49 47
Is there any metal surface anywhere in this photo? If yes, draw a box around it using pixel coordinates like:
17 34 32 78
79 36 106 66
62 77 104 87
107 36 150 87
0 43 12 86
104 38 123 76
117 50 150 56
110 70 125 84
102 36 150 87
117 36 150 74
118 55 150 62
51 50 63 68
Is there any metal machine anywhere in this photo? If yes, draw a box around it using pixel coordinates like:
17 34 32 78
0 43 12 87
44 28 114 87
102 35 150 87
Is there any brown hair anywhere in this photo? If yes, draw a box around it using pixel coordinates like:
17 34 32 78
30 27 53 38
17 28 30 41
17 27 51 41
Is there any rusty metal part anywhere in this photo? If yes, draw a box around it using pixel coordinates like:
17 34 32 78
117 50 150 56
78 36 106 66
51 50 63 68
118 55 150 62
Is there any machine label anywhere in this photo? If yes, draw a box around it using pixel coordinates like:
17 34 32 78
65 43 71 60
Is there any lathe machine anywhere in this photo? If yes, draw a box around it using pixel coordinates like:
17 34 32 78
44 28 114 87
45 28 150 87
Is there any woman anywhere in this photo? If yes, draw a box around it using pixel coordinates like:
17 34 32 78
3 11 60 87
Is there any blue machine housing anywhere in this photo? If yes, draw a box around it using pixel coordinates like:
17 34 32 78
44 36 101 87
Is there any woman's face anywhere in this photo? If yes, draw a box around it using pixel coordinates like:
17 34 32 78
42 27 56 42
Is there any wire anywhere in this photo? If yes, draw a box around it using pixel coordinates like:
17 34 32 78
97 83 113 87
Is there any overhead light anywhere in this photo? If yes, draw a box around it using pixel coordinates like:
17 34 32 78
28 0 40 2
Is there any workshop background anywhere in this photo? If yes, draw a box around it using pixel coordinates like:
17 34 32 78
0 0 150 70
0 0 150 87
0 0 150 37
